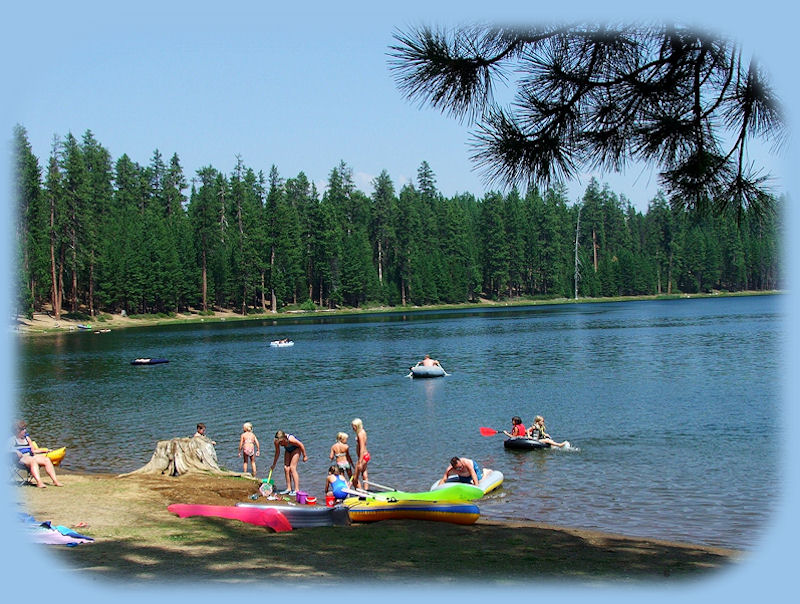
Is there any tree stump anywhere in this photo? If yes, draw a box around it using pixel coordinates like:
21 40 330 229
121 436 241 477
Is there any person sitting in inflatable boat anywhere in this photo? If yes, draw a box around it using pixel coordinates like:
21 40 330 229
503 416 527 438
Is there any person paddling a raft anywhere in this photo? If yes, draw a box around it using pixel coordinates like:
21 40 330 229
438 456 482 486
503 416 527 438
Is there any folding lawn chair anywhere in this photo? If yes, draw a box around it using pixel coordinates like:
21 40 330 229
10 454 34 486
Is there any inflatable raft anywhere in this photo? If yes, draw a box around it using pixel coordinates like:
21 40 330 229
344 498 479 525
30 441 66 466
168 503 292 532
410 365 446 378
503 437 550 450
43 446 66 466
269 340 294 348
130 358 169 365
430 468 504 496
366 483 484 502
236 502 350 527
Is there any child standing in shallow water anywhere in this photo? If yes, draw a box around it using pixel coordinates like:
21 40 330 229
238 422 260 476
329 432 354 480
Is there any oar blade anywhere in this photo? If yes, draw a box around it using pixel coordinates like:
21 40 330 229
479 427 499 437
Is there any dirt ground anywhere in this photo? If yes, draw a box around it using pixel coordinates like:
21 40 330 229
11 471 741 587
14 309 246 335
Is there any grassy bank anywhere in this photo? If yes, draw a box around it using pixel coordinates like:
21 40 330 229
14 471 740 586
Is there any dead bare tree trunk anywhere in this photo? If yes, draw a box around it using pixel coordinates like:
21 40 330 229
120 436 244 477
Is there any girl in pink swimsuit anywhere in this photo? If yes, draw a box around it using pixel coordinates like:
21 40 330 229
238 422 260 476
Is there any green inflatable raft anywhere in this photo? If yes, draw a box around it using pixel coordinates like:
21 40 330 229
351 482 483 502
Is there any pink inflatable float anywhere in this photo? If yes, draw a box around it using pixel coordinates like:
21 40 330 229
167 503 292 532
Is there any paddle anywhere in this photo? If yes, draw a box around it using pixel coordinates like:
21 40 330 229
364 479 394 492
342 487 370 498
479 427 502 437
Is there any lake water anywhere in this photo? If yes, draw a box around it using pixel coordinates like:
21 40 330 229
15 295 784 550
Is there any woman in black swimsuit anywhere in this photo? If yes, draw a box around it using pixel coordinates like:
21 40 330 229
270 430 308 496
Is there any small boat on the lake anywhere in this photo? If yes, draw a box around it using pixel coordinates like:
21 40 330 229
269 340 294 348
130 358 169 365
409 365 446 378
503 437 550 450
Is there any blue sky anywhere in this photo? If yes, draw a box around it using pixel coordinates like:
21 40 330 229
2 2 789 212
1 0 798 602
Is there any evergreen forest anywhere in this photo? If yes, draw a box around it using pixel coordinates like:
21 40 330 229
12 125 782 320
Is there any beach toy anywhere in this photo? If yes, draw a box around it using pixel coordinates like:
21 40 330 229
326 493 335 507
306 496 317 505
296 491 307 504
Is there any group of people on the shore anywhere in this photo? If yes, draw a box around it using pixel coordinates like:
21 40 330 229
195 413 567 501
217 417 370 499
503 415 569 448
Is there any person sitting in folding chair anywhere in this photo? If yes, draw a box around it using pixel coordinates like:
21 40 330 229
10 420 62 488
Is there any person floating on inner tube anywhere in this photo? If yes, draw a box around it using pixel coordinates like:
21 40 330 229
412 354 441 370
503 416 527 438
528 415 569 448
438 456 483 486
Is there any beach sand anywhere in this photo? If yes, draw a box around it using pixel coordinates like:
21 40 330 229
12 471 740 586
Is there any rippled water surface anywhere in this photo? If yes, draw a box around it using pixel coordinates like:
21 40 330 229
17 295 784 549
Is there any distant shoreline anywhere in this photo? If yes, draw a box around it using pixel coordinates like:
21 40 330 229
14 290 781 337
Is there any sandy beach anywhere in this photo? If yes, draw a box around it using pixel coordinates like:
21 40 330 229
11 471 740 586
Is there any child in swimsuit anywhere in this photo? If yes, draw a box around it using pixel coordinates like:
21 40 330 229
329 432 354 480
528 415 569 448
325 465 350 500
238 422 260 476
503 416 527 438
